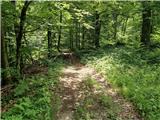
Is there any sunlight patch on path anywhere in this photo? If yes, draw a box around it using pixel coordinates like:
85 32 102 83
55 64 142 120
91 71 142 120
57 65 94 120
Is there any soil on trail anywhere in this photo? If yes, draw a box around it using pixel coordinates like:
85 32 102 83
54 63 142 120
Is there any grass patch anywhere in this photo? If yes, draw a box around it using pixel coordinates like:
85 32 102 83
74 93 119 120
83 77 100 90
74 77 119 120
81 46 160 120
1 60 65 120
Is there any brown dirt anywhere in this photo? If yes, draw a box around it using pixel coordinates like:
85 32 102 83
23 65 48 76
55 63 142 120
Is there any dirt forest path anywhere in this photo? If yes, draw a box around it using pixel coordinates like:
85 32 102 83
54 63 142 120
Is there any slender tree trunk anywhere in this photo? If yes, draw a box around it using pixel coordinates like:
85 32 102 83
122 17 128 36
69 26 73 50
141 1 151 46
95 11 101 48
11 1 18 38
81 25 85 49
10 1 18 66
53 32 56 48
16 1 31 74
78 22 81 49
57 10 62 52
1 23 11 85
75 20 78 48
48 27 52 58
113 13 118 41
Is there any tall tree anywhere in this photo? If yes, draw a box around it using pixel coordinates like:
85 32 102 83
57 10 62 52
75 19 78 48
141 1 152 46
112 12 118 41
78 22 81 49
48 27 52 58
81 25 85 49
1 22 11 85
15 1 32 73
95 11 101 48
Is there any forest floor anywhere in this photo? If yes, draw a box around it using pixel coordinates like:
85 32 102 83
53 61 142 120
2 47 159 120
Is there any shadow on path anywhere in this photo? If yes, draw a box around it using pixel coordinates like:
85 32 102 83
53 61 142 120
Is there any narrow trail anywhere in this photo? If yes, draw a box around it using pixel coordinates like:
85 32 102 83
54 62 142 120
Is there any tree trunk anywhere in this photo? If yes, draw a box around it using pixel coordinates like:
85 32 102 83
81 25 85 49
16 1 31 74
48 27 52 58
122 17 128 36
1 23 11 85
95 11 101 48
11 1 18 38
57 10 62 52
141 2 151 46
75 20 78 48
69 26 73 50
78 22 81 49
113 12 118 41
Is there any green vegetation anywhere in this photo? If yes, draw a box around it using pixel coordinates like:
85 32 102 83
74 77 119 120
81 46 160 120
74 95 118 120
1 1 160 120
2 61 64 120
83 77 100 90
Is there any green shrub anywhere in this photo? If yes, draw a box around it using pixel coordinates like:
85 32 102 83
2 60 64 120
81 46 160 120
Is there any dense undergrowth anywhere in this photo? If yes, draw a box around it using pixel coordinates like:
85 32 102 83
1 60 65 120
81 46 160 120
